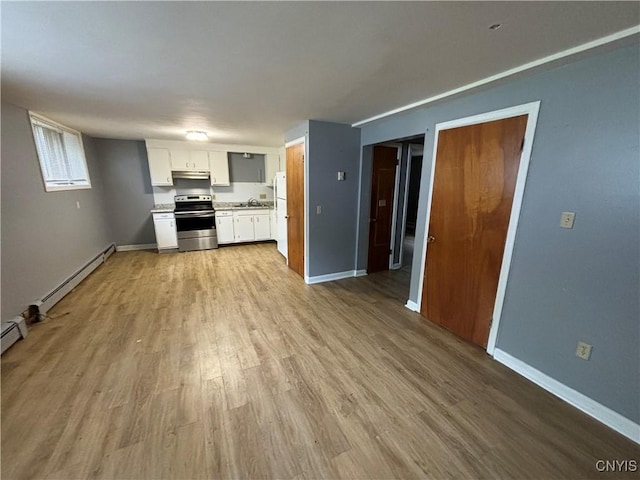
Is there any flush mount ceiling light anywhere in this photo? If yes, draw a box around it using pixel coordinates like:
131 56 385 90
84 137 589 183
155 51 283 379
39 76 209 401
242 152 252 158
489 23 502 30
185 130 208 141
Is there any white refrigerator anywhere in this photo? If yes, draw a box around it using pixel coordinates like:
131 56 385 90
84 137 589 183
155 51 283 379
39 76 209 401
274 172 287 259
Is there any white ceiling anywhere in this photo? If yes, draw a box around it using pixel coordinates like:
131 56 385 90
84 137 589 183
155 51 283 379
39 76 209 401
2 2 638 146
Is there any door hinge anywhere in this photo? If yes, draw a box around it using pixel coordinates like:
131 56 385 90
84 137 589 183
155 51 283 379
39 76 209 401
520 137 525 152
389 249 392 255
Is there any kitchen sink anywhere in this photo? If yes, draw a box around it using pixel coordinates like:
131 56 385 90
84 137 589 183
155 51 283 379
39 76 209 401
232 202 268 208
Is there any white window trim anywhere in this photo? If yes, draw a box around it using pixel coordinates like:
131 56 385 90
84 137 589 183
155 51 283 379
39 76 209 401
29 112 92 192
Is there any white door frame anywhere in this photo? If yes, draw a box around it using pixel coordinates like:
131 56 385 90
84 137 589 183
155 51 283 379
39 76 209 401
416 101 541 355
398 143 423 269
397 145 412 269
387 144 402 269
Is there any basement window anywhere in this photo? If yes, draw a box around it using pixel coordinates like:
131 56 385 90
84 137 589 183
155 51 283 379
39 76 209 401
29 113 91 191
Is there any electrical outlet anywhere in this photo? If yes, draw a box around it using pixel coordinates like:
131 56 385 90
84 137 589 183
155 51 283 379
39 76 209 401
259 194 267 199
560 211 575 229
337 171 345 181
575 341 592 360
316 205 322 214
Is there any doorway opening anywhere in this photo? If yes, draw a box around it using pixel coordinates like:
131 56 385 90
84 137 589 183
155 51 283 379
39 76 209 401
365 134 425 299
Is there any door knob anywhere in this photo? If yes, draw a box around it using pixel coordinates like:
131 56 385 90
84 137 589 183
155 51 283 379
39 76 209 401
427 236 436 243
285 215 289 219
370 218 377 223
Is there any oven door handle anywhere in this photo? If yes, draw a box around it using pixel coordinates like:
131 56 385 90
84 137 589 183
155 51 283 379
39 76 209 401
174 211 216 218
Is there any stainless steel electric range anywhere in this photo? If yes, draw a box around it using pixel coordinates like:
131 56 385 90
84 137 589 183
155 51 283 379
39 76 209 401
174 195 218 252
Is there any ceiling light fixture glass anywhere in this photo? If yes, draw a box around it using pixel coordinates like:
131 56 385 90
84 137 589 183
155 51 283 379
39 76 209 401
186 130 208 141
489 23 502 30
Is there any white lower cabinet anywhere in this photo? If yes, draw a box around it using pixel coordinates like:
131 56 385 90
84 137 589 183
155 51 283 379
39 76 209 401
235 216 255 242
254 214 271 240
216 209 272 245
152 213 178 250
215 211 235 244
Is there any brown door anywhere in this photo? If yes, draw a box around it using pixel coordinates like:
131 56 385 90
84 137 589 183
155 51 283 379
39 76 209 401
367 146 398 274
421 115 528 348
286 143 305 277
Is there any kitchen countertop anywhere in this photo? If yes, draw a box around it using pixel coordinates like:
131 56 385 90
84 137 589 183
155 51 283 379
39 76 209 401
151 204 175 213
214 202 274 210
151 202 274 214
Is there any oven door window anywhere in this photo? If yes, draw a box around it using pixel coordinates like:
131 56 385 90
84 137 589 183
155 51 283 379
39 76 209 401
175 215 215 233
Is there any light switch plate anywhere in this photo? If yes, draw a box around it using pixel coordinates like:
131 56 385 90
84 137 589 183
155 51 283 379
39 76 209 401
337 171 345 181
560 211 575 229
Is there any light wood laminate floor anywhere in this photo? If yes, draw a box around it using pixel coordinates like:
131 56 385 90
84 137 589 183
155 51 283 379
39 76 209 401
2 243 638 479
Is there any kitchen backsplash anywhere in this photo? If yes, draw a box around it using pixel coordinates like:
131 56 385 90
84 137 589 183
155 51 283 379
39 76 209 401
153 181 274 205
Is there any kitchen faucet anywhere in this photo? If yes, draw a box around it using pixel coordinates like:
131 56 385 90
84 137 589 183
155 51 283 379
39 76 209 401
247 197 260 206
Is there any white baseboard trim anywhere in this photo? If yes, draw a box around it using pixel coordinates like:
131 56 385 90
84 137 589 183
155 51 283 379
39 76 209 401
390 263 402 270
354 269 368 277
115 243 157 252
104 244 116 260
305 270 355 285
37 243 116 315
493 349 640 444
405 300 419 312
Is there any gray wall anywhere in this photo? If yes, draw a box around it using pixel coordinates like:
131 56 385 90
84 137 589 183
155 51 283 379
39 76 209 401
228 152 267 183
284 121 309 145
1 101 113 321
93 139 156 246
357 44 640 423
307 121 361 277
284 120 361 278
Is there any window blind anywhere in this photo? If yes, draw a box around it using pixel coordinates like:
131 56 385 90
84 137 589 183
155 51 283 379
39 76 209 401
29 114 91 190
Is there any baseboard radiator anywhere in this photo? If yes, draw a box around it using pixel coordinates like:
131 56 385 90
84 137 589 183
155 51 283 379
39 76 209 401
1 317 28 354
1 243 116 355
37 243 116 314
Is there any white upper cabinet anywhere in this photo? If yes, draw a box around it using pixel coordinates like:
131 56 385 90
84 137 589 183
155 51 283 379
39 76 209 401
171 150 209 170
191 151 209 170
145 140 279 187
170 149 190 170
147 148 173 186
208 151 230 186
265 154 280 185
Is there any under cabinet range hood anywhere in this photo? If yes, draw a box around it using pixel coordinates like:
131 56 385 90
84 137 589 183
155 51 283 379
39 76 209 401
172 170 210 180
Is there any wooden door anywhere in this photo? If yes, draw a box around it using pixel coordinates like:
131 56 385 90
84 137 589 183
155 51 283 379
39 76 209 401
421 115 528 348
286 143 305 277
367 146 398 274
